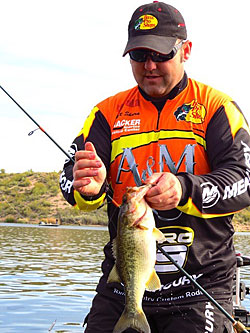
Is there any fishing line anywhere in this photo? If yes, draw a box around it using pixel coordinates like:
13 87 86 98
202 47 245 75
28 128 39 136
2 85 247 332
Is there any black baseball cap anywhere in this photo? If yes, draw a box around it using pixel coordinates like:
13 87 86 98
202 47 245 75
123 1 187 56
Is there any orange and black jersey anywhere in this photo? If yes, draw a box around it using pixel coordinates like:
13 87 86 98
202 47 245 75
60 74 250 305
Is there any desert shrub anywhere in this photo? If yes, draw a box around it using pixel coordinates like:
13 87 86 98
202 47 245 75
28 200 50 215
19 178 31 187
20 206 33 217
5 216 16 223
0 203 16 216
24 170 34 177
31 182 47 195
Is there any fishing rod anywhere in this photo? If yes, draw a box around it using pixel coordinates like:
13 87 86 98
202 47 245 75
0 85 74 164
2 85 248 332
0 84 118 205
157 244 248 333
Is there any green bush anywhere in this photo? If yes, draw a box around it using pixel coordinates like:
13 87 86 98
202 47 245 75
31 182 47 195
19 179 31 187
20 206 33 217
5 216 16 223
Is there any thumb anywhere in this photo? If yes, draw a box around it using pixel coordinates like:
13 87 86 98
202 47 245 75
85 141 96 153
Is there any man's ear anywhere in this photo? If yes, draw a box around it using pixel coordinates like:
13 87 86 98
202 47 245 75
182 40 192 62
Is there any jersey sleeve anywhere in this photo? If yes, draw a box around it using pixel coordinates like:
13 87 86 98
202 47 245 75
177 101 250 218
59 106 111 211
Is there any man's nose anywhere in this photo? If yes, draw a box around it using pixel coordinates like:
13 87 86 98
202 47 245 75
144 56 157 71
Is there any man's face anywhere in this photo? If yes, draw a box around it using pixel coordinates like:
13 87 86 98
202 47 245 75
130 43 189 98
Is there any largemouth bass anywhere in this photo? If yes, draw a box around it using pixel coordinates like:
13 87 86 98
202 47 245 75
107 185 165 333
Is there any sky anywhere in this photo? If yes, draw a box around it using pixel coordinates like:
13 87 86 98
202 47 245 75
1 0 249 173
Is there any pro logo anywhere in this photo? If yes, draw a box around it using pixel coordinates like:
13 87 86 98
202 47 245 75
155 226 194 274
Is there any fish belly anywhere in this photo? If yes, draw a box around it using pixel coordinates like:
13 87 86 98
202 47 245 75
118 227 156 310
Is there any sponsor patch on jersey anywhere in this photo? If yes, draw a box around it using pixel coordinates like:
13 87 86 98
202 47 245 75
201 181 220 208
155 226 194 274
112 118 141 135
135 15 158 30
242 140 250 169
174 99 206 124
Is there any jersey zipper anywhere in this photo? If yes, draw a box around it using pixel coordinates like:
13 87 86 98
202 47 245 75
156 110 161 130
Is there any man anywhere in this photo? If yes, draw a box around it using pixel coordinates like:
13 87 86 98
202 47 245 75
60 2 250 332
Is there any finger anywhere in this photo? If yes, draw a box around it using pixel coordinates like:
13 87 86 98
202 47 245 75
144 173 163 186
146 176 170 198
74 158 102 171
74 167 100 179
146 185 161 198
147 193 179 210
73 178 91 189
75 150 95 162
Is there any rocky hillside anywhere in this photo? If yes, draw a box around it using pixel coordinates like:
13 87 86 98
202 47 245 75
0 170 249 231
0 170 108 226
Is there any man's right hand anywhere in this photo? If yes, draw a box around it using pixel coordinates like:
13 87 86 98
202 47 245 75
73 141 106 196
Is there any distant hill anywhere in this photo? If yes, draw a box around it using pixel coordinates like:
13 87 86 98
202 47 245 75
0 169 249 231
0 169 108 226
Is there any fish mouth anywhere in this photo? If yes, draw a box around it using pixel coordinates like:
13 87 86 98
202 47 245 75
126 184 152 201
124 184 152 229
131 206 148 230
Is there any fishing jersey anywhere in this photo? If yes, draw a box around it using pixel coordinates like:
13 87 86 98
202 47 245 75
60 75 250 306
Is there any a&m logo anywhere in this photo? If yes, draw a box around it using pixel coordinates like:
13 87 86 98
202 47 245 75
174 99 206 124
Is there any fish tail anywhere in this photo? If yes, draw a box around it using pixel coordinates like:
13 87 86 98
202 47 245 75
113 308 150 333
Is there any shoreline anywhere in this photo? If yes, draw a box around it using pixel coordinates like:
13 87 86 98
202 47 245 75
0 220 249 232
0 219 108 228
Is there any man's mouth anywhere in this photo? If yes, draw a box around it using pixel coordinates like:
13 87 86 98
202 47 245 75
145 75 161 81
146 75 158 78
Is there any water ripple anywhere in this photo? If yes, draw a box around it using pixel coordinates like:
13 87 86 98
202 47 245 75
0 224 249 332
0 224 108 332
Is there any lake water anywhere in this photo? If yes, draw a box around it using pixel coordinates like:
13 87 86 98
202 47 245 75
0 223 249 332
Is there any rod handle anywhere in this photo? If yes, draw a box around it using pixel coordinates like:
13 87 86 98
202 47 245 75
233 320 248 333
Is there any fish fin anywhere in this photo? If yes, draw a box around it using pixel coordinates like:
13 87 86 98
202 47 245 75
137 223 149 230
152 227 166 243
145 269 161 291
113 309 150 333
112 237 117 259
107 264 121 284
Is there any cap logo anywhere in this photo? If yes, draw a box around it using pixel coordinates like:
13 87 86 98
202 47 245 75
134 15 158 30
